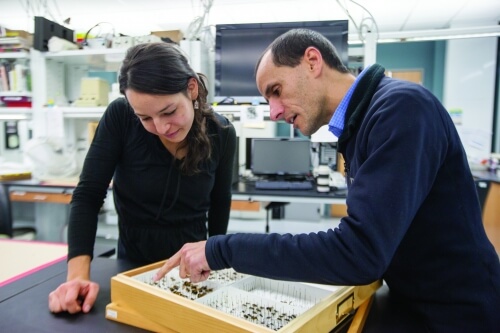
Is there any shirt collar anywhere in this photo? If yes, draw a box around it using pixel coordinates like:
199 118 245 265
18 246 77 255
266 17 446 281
328 66 371 138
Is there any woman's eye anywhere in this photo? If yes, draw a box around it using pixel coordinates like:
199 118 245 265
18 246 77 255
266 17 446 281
163 109 176 116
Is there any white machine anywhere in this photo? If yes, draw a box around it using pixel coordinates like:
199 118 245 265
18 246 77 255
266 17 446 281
23 137 79 179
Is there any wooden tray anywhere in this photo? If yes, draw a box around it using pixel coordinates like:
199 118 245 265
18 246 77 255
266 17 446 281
106 260 381 332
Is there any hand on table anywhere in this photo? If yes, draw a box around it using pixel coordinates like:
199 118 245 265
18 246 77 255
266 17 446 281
154 240 210 283
48 279 99 314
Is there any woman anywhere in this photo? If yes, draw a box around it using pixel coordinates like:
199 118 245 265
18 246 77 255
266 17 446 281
48 42 237 314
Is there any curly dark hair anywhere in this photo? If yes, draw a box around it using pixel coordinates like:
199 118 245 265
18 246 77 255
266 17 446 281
119 42 218 175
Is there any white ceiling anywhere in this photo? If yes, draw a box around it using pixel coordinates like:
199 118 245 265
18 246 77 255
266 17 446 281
0 0 499 41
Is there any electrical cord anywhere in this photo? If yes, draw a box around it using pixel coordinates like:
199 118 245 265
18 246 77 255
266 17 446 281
214 97 236 105
335 0 379 43
83 22 115 48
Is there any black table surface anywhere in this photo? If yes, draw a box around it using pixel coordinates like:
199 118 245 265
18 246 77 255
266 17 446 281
472 170 500 183
3 179 349 200
0 257 148 332
233 180 348 199
1 178 78 191
0 254 424 333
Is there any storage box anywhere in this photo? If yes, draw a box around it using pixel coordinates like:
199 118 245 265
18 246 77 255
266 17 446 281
133 34 162 45
106 260 381 332
73 77 109 107
151 30 184 43
0 95 32 107
87 121 99 144
0 171 31 181
5 29 32 40
111 36 135 49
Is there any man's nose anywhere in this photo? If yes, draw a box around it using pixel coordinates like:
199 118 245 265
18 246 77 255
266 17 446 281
269 100 284 121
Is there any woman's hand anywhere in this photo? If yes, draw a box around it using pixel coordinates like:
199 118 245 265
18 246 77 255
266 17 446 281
48 279 99 314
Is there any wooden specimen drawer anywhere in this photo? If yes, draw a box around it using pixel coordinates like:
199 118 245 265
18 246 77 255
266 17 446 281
106 260 381 332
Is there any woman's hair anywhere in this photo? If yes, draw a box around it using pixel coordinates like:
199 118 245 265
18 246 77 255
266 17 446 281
119 42 218 175
256 28 349 74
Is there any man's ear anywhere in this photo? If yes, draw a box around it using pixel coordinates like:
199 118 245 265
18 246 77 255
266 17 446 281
188 77 199 100
304 46 322 75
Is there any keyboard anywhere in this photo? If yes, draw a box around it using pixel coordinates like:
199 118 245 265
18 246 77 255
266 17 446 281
255 180 314 190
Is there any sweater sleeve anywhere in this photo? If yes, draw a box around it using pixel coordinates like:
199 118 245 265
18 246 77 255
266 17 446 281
207 116 237 236
206 84 451 286
67 99 128 260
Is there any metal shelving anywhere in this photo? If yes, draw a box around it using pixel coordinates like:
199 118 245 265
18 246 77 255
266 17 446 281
0 51 32 121
42 106 106 119
0 108 32 120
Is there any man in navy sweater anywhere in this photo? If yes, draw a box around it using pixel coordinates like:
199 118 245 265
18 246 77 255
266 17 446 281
156 29 500 332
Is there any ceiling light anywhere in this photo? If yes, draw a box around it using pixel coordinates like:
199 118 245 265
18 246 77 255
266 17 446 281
348 25 500 44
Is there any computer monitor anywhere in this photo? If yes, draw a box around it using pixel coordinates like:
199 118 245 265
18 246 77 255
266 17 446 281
215 20 348 99
251 138 311 178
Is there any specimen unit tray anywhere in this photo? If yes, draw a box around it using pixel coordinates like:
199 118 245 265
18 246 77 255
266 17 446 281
106 260 381 332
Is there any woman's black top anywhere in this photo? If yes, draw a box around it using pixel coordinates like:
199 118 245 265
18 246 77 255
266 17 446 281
68 98 237 264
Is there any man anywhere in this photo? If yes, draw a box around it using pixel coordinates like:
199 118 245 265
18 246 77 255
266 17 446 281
155 29 500 331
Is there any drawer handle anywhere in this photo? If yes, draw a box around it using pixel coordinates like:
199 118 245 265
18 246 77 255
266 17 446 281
33 195 47 200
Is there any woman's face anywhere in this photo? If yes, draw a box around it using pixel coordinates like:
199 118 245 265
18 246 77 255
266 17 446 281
125 79 198 144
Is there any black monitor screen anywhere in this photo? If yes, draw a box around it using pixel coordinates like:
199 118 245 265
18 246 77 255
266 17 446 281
251 138 311 177
215 20 348 98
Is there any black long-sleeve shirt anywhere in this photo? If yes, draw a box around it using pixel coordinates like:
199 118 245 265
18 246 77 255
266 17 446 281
68 98 236 264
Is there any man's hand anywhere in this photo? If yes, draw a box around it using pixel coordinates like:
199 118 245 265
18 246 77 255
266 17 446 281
48 279 99 314
154 241 210 283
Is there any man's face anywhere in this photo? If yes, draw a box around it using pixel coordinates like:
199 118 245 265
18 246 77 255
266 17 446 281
255 50 324 136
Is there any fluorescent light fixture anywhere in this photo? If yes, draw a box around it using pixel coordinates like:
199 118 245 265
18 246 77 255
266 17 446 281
349 25 500 44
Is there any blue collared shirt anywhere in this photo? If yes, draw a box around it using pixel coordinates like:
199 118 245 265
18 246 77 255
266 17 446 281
329 67 370 138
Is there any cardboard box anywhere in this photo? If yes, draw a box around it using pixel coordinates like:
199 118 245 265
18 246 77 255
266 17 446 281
106 260 381 332
0 171 31 181
5 29 32 41
73 78 109 107
151 30 184 43
87 121 99 144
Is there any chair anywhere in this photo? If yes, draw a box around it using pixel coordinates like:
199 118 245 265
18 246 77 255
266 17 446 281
264 202 289 233
0 184 36 239
0 184 13 237
474 179 490 213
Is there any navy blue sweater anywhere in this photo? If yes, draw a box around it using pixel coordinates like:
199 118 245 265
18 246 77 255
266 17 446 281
207 65 500 332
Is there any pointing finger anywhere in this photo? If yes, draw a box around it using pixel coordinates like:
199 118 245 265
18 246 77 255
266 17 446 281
154 251 181 281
